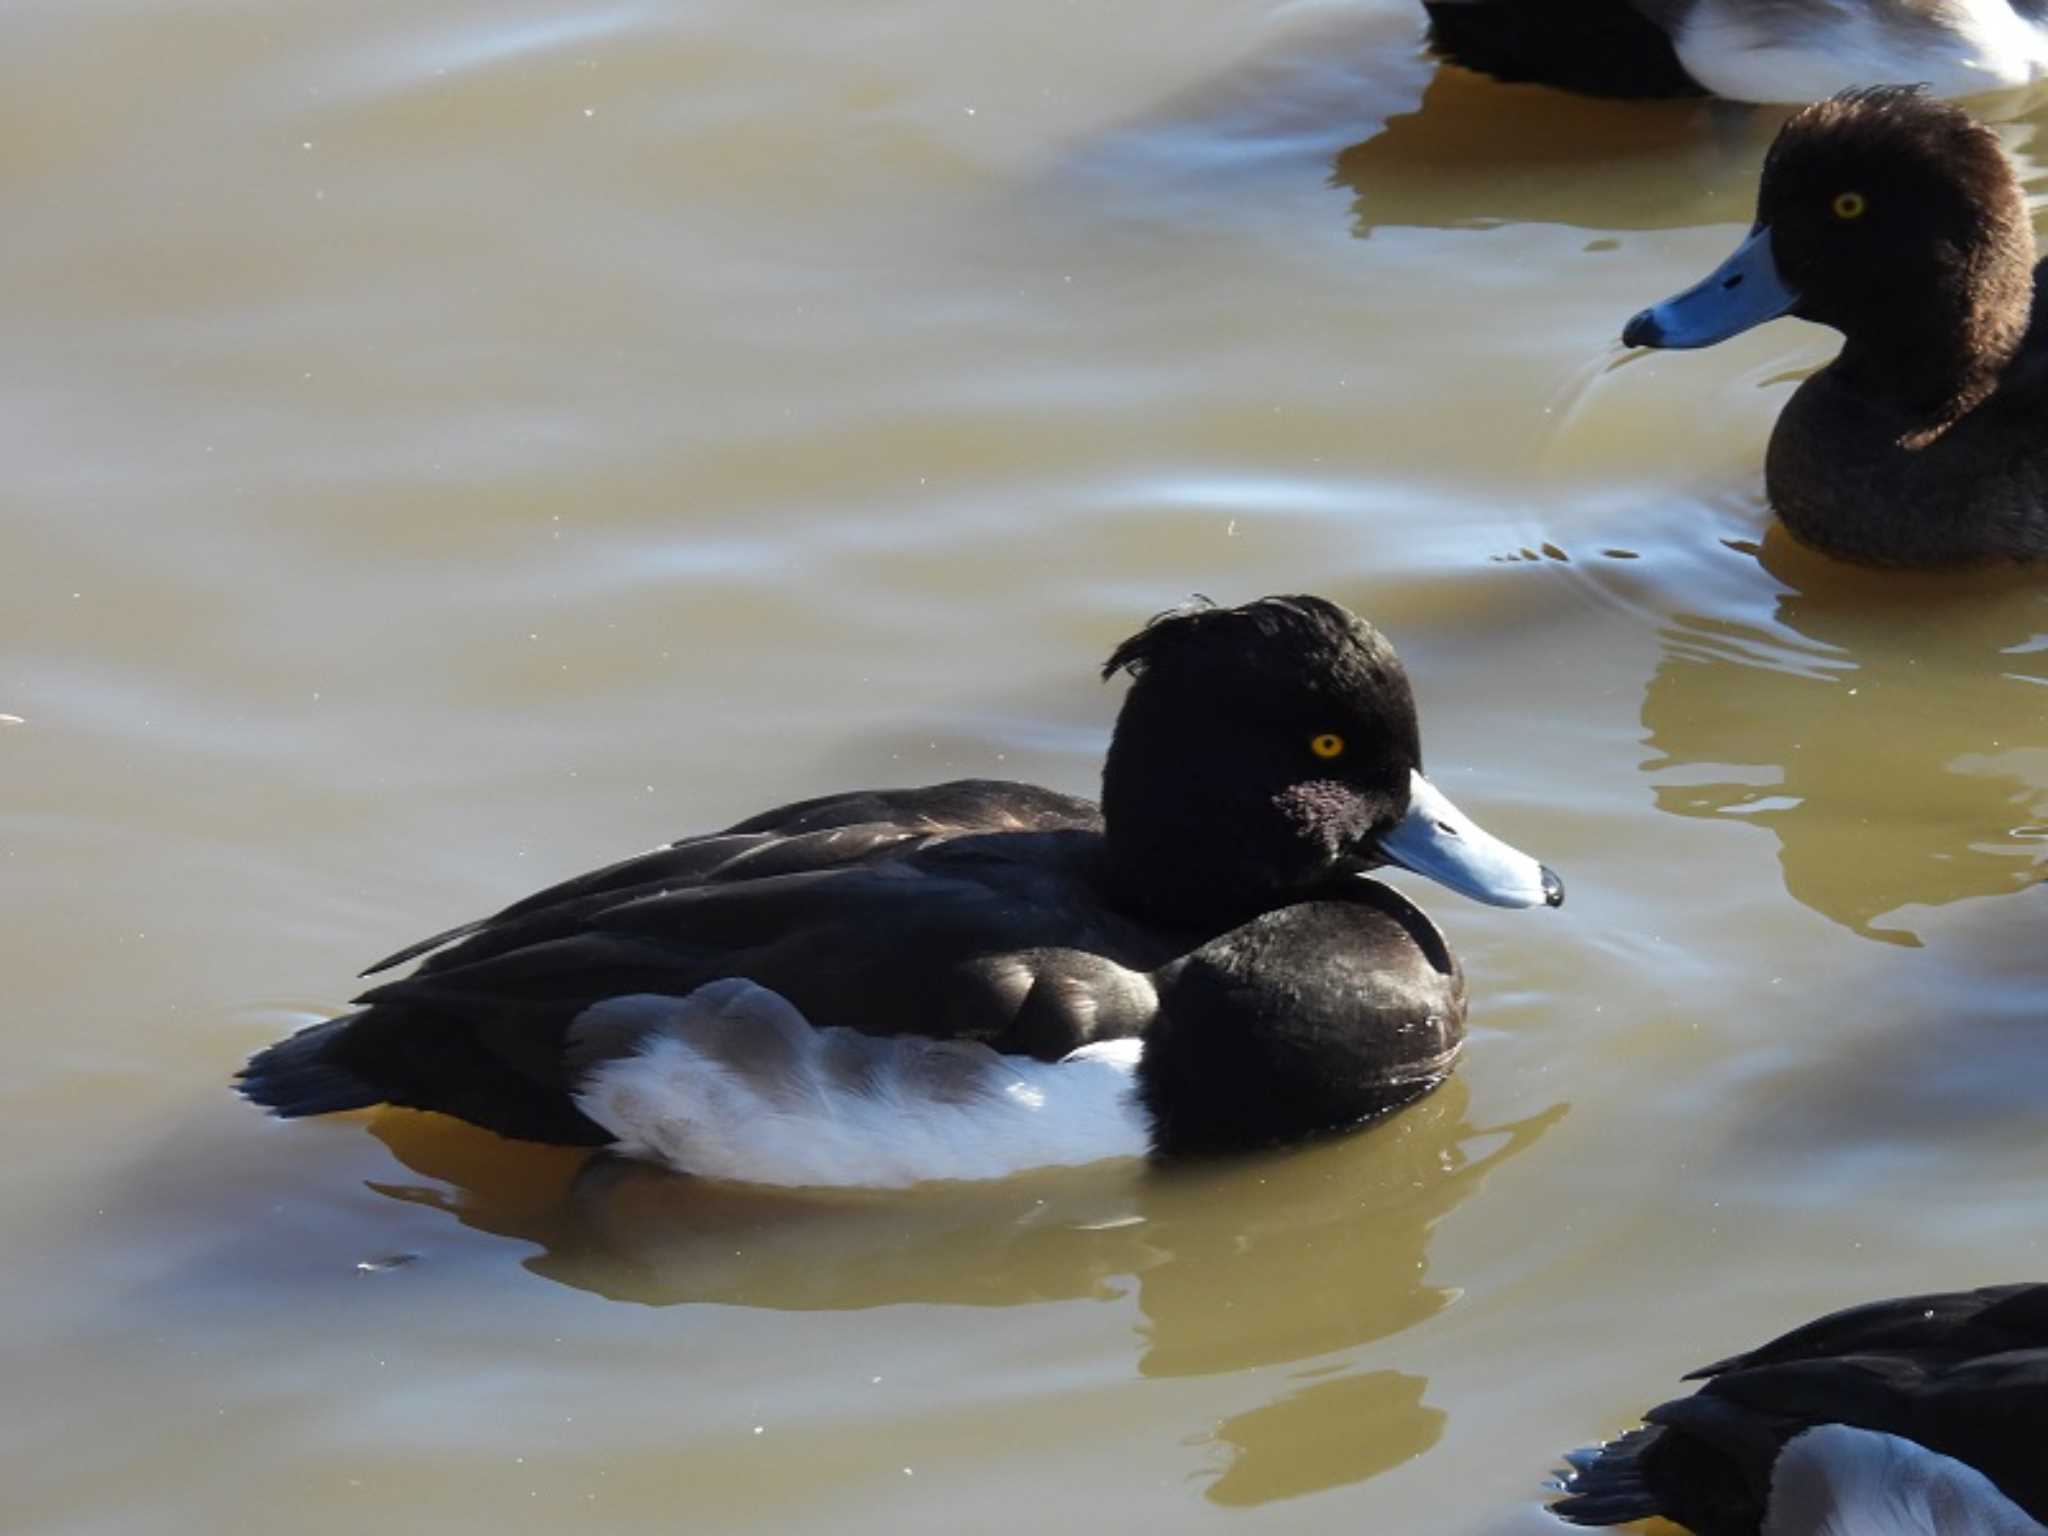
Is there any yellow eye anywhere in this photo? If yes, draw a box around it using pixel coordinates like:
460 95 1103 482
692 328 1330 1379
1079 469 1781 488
1832 190 1867 221
1309 732 1345 760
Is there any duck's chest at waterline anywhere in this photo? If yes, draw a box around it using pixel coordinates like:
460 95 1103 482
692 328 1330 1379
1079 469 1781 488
1767 378 2048 565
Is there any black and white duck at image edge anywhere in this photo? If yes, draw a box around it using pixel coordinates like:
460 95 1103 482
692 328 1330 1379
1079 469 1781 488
1554 1282 2048 1535
1421 0 2048 102
239 595 1562 1189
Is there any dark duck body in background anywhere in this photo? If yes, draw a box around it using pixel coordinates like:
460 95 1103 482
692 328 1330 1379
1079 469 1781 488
1626 86 2048 566
1423 0 1702 98
239 596 1562 1189
1555 1282 2048 1534
1423 0 2048 102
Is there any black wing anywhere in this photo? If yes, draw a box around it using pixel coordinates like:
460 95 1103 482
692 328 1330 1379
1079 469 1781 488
1687 1283 2048 1379
360 778 1100 977
240 780 1149 1145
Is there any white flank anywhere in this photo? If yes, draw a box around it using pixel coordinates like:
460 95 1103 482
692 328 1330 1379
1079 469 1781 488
572 980 1151 1189
1764 1424 2046 1536
1677 0 2048 102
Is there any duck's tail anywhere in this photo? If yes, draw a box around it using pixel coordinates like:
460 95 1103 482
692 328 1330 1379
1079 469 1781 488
1551 1426 1667 1526
1555 1393 1784 1533
1421 1 1704 99
236 1014 382 1117
237 1003 615 1146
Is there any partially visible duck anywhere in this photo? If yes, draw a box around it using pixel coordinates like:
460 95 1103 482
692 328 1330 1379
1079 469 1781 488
1554 1282 2048 1534
239 595 1563 1189
1423 0 2048 102
1625 86 2048 566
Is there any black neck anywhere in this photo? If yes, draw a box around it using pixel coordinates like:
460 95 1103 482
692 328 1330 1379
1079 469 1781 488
1833 251 2035 437
1835 325 2017 438
1097 704 1329 928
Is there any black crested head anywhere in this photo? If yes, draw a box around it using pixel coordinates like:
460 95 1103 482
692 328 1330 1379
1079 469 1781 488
1097 595 1423 924
1101 595 1420 763
1759 86 2033 402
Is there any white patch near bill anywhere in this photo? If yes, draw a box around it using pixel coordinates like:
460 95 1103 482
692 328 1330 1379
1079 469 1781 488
1764 1424 2047 1536
573 980 1150 1189
1677 0 2048 101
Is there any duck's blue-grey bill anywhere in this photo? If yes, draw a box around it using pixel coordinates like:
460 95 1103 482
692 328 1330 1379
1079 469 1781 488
1376 771 1563 910
1622 225 1798 349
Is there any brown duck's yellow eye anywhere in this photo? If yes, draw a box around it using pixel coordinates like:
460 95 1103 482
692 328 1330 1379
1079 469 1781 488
1832 190 1867 221
1309 732 1345 760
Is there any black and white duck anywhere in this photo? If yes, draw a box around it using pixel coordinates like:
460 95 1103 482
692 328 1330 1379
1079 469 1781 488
1556 1282 2048 1534
1423 0 2048 103
239 595 1561 1188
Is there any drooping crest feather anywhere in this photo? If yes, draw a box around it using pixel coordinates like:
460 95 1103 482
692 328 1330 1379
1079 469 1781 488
1101 594 1390 690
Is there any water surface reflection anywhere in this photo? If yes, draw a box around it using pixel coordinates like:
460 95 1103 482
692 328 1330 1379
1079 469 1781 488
1641 534 2048 943
1203 1368 1442 1506
1328 69 2048 242
367 1082 1563 1502
1331 71 1768 237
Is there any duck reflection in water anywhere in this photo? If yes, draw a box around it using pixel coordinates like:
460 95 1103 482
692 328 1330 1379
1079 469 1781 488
364 1079 1563 1506
1641 532 2047 944
1329 69 1768 239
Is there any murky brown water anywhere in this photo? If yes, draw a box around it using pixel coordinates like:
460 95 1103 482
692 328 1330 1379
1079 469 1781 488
6 2 2047 1531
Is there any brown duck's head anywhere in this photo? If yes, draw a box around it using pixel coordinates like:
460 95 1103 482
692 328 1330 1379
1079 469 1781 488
1624 86 2034 392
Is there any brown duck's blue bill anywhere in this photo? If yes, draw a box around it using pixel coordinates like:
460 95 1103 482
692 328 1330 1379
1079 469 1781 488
1623 225 1800 349
1375 771 1563 910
